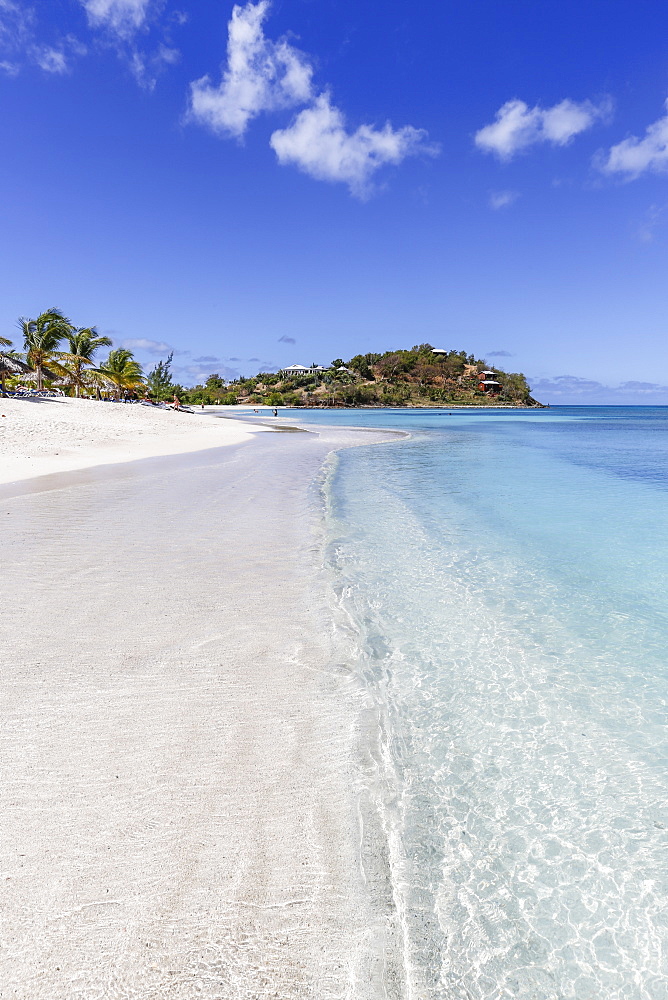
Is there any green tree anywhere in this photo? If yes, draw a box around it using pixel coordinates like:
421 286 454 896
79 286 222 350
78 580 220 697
0 336 31 395
233 377 259 395
376 352 409 379
0 336 11 394
95 348 145 399
58 328 113 397
20 308 72 390
498 371 532 403
347 354 374 379
146 351 174 401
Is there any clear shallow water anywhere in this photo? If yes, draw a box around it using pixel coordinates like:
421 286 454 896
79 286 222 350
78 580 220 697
299 407 668 999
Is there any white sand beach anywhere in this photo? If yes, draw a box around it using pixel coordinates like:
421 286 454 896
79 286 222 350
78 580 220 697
0 396 255 485
0 415 403 999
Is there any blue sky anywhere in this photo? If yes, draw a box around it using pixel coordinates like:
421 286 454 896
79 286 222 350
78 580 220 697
1 0 668 402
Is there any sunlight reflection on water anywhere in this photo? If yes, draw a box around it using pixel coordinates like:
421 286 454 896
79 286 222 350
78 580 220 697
318 407 668 999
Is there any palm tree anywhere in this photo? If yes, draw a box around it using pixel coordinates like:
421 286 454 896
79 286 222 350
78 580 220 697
94 349 145 399
58 328 113 397
0 336 31 395
20 308 72 390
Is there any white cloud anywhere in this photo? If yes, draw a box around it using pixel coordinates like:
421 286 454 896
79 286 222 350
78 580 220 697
475 97 610 160
0 3 82 75
79 0 182 88
0 0 33 71
189 0 313 138
188 0 436 195
32 45 68 73
488 190 519 210
270 92 435 197
529 374 668 405
29 35 86 74
601 99 668 178
128 41 178 87
636 202 668 243
155 41 177 65
80 0 153 38
0 1 89 75
0 0 32 42
174 362 243 385
121 338 175 355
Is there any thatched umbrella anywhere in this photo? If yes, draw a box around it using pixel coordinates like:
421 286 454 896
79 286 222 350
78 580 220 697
81 370 119 399
46 373 117 397
14 365 59 385
0 353 31 394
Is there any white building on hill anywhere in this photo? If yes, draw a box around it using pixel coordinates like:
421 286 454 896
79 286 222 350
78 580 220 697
281 364 328 376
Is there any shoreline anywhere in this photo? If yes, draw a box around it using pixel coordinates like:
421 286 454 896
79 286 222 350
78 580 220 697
0 394 540 490
228 402 545 411
1 421 406 998
0 396 257 486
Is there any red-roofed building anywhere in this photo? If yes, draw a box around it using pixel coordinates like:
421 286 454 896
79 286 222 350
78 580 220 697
478 370 502 393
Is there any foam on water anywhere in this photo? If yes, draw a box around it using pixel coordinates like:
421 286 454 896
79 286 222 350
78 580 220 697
306 407 668 1000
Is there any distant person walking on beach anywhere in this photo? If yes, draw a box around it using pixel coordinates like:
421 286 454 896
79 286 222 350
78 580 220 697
172 394 181 410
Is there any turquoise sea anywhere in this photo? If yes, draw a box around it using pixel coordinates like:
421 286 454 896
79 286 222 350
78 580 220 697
296 406 668 1000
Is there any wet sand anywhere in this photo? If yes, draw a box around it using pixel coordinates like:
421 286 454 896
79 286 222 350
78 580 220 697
0 426 405 999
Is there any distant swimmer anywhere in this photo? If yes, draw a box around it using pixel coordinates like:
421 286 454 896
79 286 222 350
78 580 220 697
273 408 278 417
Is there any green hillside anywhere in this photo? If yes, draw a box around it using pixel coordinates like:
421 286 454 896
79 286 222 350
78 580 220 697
188 344 542 408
